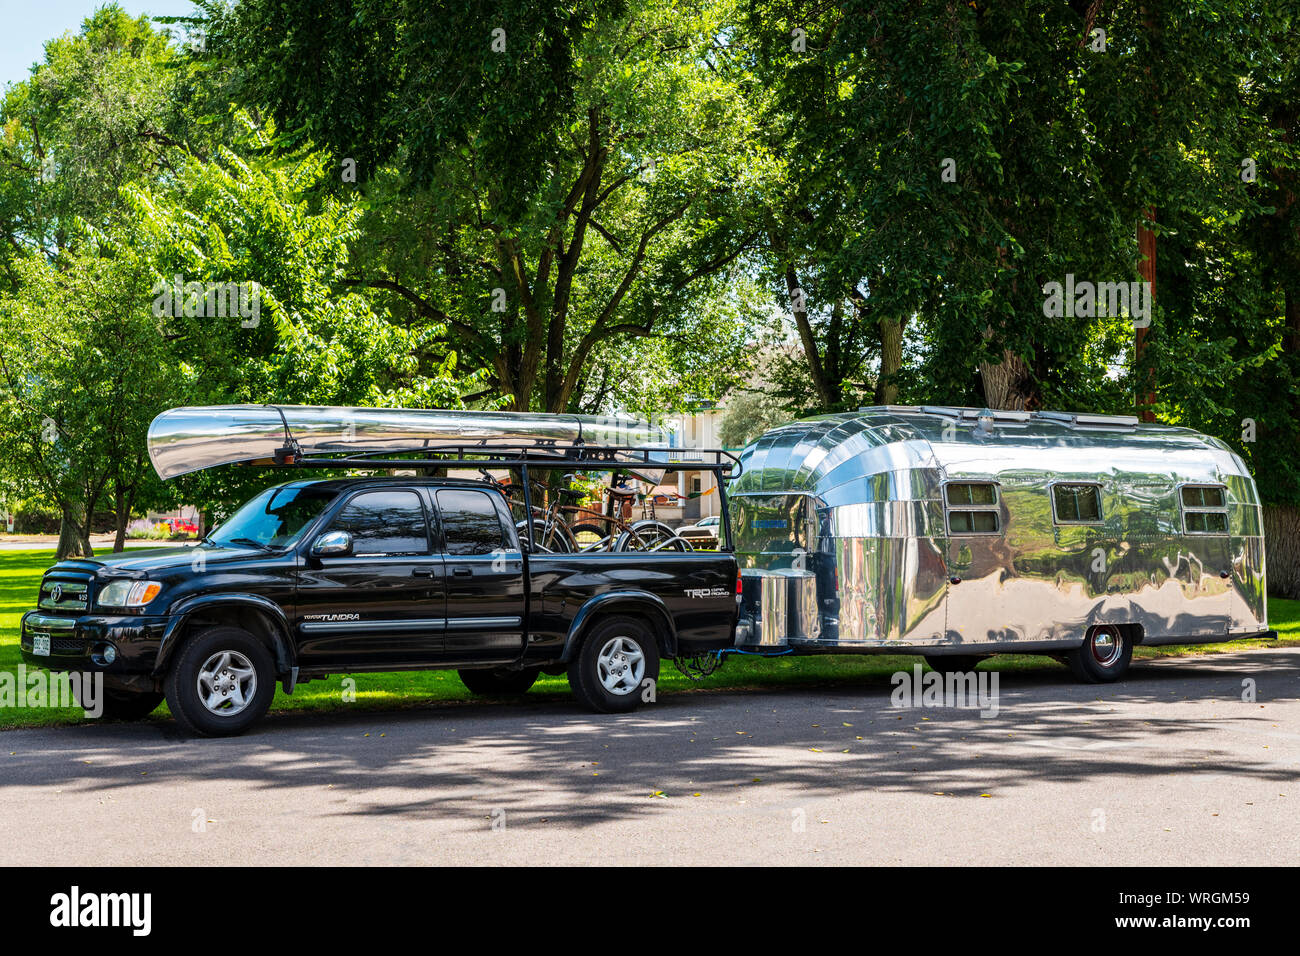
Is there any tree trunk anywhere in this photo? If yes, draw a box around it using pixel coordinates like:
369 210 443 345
1263 504 1300 598
113 486 129 553
56 507 92 561
785 266 833 409
874 315 904 405
978 347 1036 410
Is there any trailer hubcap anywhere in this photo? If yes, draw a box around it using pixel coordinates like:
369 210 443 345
597 636 645 696
1090 627 1123 668
197 650 258 716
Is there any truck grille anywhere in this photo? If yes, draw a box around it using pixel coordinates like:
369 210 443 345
37 571 94 613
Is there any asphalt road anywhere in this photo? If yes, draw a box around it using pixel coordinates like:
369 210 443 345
2 647 1297 866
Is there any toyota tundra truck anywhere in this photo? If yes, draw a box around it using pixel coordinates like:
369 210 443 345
19 477 739 736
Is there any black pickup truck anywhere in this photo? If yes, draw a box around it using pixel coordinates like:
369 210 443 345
19 477 739 736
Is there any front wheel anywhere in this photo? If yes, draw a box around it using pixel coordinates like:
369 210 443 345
164 626 276 737
458 668 539 695
567 617 660 713
1066 624 1132 683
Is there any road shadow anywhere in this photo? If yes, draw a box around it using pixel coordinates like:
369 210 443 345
1 648 1295 833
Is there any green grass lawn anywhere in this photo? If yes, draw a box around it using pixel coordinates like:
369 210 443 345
2 547 1296 731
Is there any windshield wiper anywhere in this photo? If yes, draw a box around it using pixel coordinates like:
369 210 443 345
227 537 278 552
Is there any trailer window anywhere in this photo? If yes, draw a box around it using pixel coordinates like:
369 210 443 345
1181 485 1228 534
733 495 815 553
945 482 1000 534
1052 484 1102 523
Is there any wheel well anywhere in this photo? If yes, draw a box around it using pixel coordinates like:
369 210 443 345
175 607 291 675
566 602 676 662
1091 622 1144 646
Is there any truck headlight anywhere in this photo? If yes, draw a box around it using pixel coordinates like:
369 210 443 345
97 580 162 608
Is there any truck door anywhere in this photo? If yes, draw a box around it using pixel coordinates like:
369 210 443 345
295 488 445 666
434 487 527 664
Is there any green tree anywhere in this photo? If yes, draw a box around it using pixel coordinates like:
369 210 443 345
207 0 769 412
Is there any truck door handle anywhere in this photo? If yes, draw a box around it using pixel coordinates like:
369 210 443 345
412 567 437 578
452 567 472 577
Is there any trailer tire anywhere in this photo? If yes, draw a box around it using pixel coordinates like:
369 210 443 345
1067 625 1132 683
567 616 660 713
925 655 985 674
164 625 276 737
458 668 539 695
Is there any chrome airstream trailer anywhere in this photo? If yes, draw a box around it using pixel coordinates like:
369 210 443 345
729 406 1273 681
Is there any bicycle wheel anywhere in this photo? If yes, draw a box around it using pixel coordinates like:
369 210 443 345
517 519 576 553
569 522 612 551
614 520 689 552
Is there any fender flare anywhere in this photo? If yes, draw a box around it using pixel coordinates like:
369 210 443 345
154 593 296 677
560 591 678 663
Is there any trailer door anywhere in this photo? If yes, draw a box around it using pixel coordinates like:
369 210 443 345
941 480 1010 646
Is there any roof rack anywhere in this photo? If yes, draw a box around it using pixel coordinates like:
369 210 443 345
1030 410 1140 429
266 443 742 478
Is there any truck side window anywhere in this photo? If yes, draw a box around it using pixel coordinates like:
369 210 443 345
331 490 430 556
1180 485 1229 534
945 482 999 533
1052 483 1102 523
437 489 507 556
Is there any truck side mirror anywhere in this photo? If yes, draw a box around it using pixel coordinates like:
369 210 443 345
311 530 353 557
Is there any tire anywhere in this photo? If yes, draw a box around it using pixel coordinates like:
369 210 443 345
73 685 164 722
569 522 611 551
567 616 660 713
458 667 540 695
517 519 575 553
1066 624 1132 683
613 520 688 552
163 626 277 737
925 655 985 674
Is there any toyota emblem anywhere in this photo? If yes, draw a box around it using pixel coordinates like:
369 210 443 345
51 584 62 603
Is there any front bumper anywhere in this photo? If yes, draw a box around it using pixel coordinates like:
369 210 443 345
19 610 168 674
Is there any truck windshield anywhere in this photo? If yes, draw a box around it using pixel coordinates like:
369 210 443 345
206 484 338 550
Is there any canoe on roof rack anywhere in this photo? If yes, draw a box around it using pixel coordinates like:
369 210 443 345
146 404 738 481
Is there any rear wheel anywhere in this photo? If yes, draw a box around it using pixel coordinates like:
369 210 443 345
458 668 539 696
164 626 276 737
1067 624 1132 683
567 616 660 713
925 655 985 674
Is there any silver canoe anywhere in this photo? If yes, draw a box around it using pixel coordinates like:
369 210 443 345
147 405 672 480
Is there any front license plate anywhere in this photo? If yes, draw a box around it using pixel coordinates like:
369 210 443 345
31 632 50 656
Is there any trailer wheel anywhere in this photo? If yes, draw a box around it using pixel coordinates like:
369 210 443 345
458 668 539 696
567 616 660 713
1067 625 1132 683
164 625 276 737
925 655 985 674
